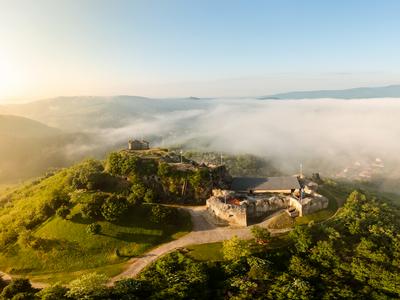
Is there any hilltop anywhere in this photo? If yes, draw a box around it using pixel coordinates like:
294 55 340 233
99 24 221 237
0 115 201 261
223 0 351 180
0 148 228 282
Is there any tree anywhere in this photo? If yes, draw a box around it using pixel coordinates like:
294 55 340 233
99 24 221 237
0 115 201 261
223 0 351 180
66 273 109 299
289 225 313 253
81 192 108 220
69 159 104 190
251 225 271 244
36 283 69 300
0 279 35 300
128 182 146 205
222 236 252 261
113 278 151 300
0 274 7 291
150 205 177 224
101 196 128 222
143 189 155 204
56 205 70 219
86 223 101 235
139 252 208 299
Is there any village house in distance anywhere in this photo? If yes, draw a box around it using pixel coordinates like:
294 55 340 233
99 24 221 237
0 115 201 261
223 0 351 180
207 175 329 226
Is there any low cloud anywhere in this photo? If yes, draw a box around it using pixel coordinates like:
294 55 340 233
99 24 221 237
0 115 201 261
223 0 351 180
92 98 400 176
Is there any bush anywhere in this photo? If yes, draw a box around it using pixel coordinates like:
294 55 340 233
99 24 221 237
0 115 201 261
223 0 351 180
35 283 69 300
113 278 151 299
81 192 108 220
86 223 101 235
66 273 109 299
56 205 70 219
150 205 177 224
0 279 34 300
128 182 147 205
0 274 7 291
69 159 104 190
251 225 271 244
222 236 252 260
101 196 128 222
143 189 156 204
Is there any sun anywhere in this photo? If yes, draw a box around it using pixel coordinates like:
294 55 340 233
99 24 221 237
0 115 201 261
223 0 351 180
0 51 24 101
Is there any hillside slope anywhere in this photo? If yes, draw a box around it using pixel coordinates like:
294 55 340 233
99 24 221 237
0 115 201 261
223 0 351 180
0 115 91 183
261 84 400 99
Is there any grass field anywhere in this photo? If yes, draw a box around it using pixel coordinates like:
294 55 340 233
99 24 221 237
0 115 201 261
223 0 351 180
0 204 191 283
184 234 291 262
185 242 224 261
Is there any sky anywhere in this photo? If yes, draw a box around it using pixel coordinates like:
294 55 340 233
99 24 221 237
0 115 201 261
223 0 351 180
1 0 400 102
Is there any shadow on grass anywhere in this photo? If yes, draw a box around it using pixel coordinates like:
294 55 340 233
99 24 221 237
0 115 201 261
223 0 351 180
69 213 93 225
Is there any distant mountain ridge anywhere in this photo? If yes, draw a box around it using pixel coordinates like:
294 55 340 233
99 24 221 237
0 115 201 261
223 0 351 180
0 114 61 138
260 84 400 99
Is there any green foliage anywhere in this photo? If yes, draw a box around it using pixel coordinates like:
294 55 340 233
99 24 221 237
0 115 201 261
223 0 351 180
66 273 109 299
105 152 138 176
113 278 151 300
86 223 101 235
251 225 271 244
0 279 34 300
222 236 252 261
56 205 70 219
101 195 128 222
150 205 178 224
139 252 208 299
35 283 69 300
80 192 108 220
289 225 313 253
128 181 146 205
69 159 104 190
143 189 155 204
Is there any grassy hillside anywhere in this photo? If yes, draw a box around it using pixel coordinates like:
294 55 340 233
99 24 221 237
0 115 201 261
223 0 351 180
0 154 193 282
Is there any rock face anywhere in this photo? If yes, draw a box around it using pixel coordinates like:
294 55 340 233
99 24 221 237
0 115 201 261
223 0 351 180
107 150 232 204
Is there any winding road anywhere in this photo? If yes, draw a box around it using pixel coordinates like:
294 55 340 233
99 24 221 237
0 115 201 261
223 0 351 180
110 206 288 283
1 206 289 288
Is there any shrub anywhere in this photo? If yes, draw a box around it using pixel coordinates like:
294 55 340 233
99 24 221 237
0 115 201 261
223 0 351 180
251 225 271 244
66 273 109 299
143 189 156 204
222 236 252 260
150 205 177 224
113 278 151 299
101 196 128 222
86 223 101 235
81 192 108 220
0 278 34 300
56 205 70 219
128 182 147 205
35 283 69 300
69 159 104 189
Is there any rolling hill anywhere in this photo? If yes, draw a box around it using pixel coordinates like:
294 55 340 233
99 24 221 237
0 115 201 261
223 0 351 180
0 115 92 183
260 84 400 99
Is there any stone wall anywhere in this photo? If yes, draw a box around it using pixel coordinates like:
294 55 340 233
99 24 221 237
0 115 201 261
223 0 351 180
247 196 291 218
207 189 329 227
300 193 329 215
206 196 247 226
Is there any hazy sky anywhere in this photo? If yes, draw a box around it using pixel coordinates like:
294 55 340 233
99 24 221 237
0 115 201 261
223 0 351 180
1 0 400 101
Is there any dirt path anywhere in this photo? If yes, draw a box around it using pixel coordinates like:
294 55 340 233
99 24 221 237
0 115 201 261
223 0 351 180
110 206 286 283
1 206 290 288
